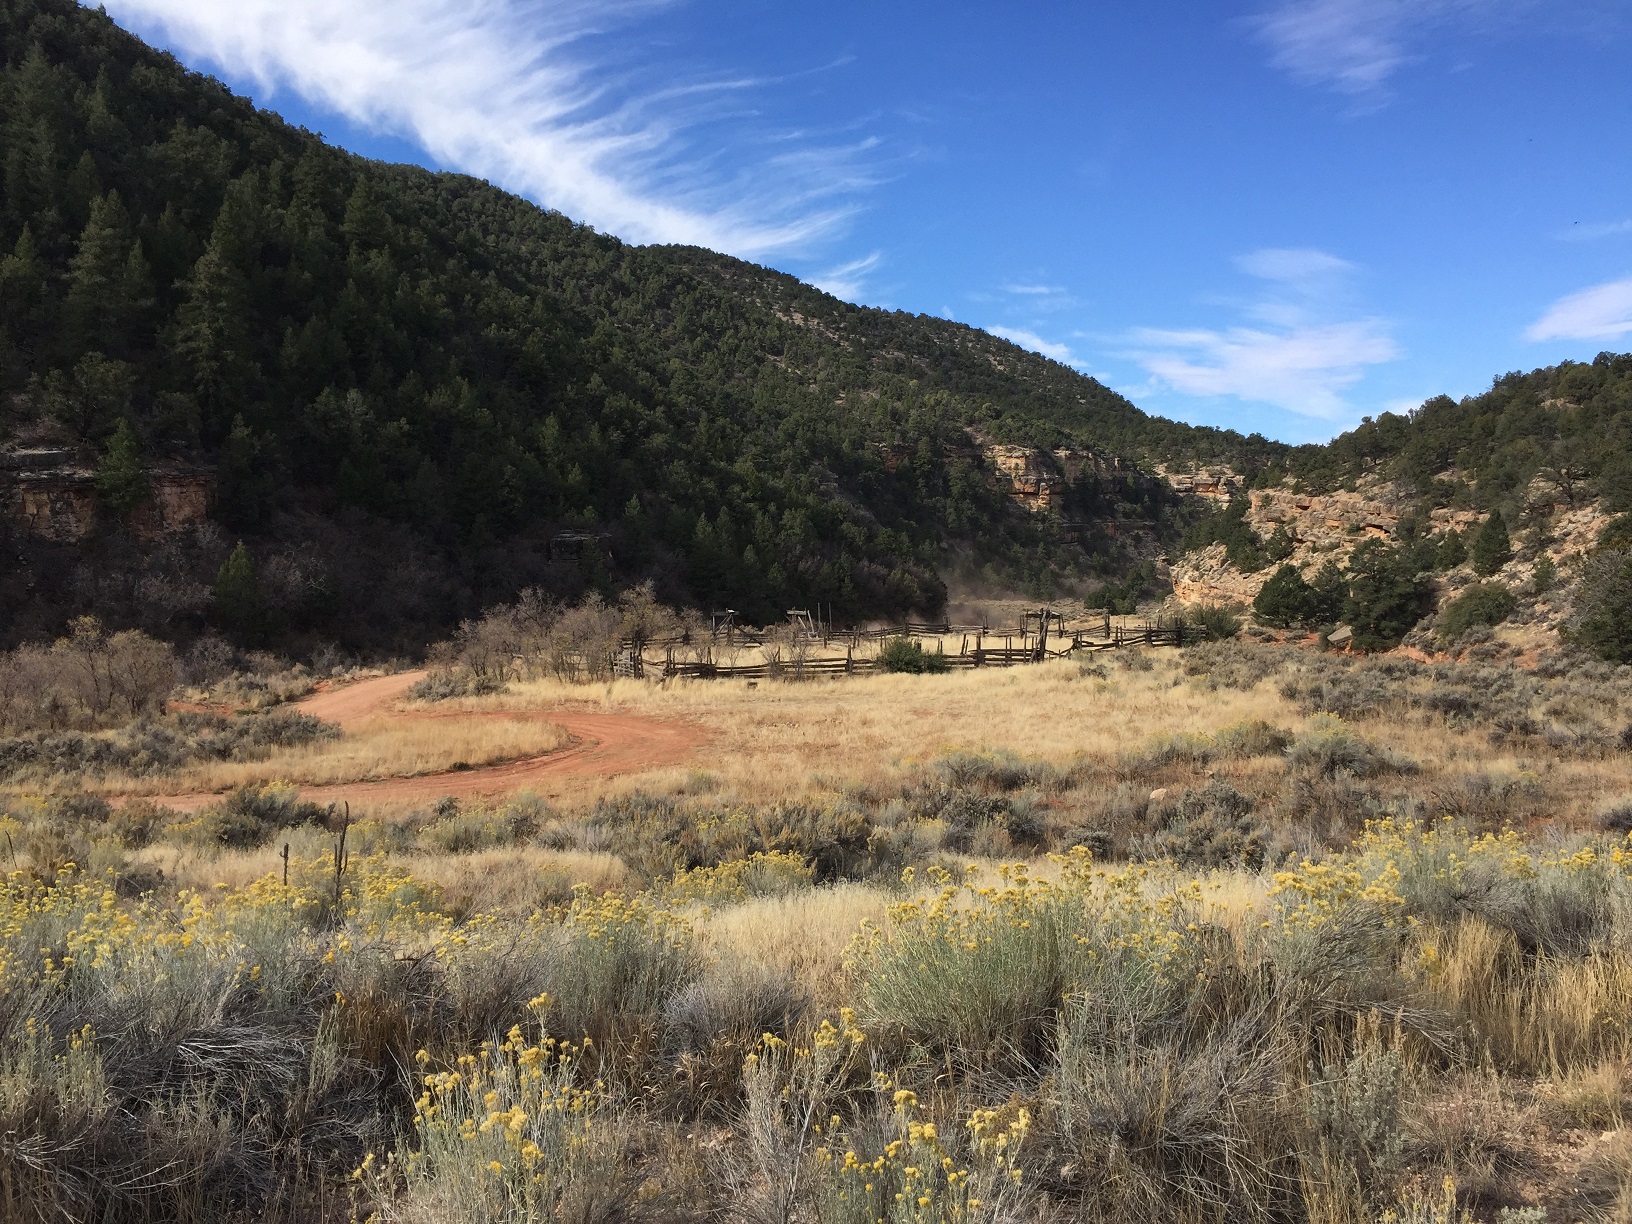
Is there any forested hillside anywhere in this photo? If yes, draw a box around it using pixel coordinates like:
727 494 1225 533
1276 354 1632 513
0 0 1282 651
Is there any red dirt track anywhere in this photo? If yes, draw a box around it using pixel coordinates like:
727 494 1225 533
148 671 705 811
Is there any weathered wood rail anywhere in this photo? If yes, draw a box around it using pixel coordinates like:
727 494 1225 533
645 615 1192 681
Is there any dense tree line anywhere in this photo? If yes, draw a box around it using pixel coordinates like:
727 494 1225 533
1270 353 1632 513
0 0 1262 651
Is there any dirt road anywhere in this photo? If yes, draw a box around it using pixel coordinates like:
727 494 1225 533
149 672 705 811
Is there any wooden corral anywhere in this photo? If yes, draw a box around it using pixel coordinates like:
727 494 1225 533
643 611 1193 681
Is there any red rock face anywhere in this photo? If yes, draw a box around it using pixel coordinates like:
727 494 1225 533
12 479 99 541
5 459 214 542
129 472 215 541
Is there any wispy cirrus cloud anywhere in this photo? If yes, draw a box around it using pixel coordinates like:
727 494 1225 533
1525 277 1632 342
1252 0 1617 101
1254 0 1419 96
811 251 882 301
102 0 880 257
1124 247 1400 420
1128 321 1398 420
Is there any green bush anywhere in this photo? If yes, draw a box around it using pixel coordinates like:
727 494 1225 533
1437 581 1517 642
1187 603 1243 641
1286 715 1415 777
1435 530 1468 569
877 637 950 673
185 784 328 849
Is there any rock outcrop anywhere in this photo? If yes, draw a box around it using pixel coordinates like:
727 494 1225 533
979 438 1125 512
3 443 214 542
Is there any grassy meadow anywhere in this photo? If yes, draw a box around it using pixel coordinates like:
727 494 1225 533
3 637 1632 1221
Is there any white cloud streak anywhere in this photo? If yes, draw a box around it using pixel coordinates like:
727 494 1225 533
1129 321 1399 420
989 327 1080 366
102 0 873 257
1002 283 1068 297
1255 0 1416 96
1125 246 1399 419
810 251 881 301
1525 277 1632 342
1252 0 1612 99
1233 247 1355 286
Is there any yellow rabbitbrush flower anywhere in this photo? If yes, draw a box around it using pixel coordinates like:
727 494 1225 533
663 851 812 906
813 1083 1030 1222
855 850 1215 1062
362 1027 620 1221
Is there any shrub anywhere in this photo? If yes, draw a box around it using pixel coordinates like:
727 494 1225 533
407 668 506 701
858 867 1079 1069
1437 581 1517 642
931 749 1066 793
665 852 813 905
1142 781 1268 869
371 1026 631 1222
1187 602 1243 641
1213 718 1294 759
0 620 176 734
1286 715 1415 777
0 709 336 784
538 891 701 1046
877 637 949 674
1052 931 1300 1222
108 798 173 849
661 956 809 1055
1180 641 1290 691
184 783 328 849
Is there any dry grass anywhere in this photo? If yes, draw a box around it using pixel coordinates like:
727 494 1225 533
457 653 1285 803
105 715 569 795
421 652 1629 836
699 882 894 996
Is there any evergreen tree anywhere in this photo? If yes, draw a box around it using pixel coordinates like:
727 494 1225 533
1569 553 1632 665
214 541 266 641
42 351 132 439
1469 512 1512 576
94 418 149 515
1253 564 1318 627
63 190 146 356
1343 542 1435 650
173 196 252 421
1434 530 1467 570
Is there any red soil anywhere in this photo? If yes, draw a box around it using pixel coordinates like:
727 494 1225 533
144 671 705 811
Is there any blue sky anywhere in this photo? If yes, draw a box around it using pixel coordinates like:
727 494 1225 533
103 0 1632 443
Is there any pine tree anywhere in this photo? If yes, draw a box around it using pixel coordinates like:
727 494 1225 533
1469 512 1512 576
174 193 253 421
43 351 133 439
214 541 265 640
64 190 148 356
1435 530 1467 570
1252 564 1317 627
0 226 46 356
95 418 150 515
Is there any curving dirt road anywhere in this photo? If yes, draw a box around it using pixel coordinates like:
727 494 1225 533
148 672 705 811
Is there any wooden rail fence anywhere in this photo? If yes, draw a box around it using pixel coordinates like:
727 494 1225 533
647 616 1192 681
